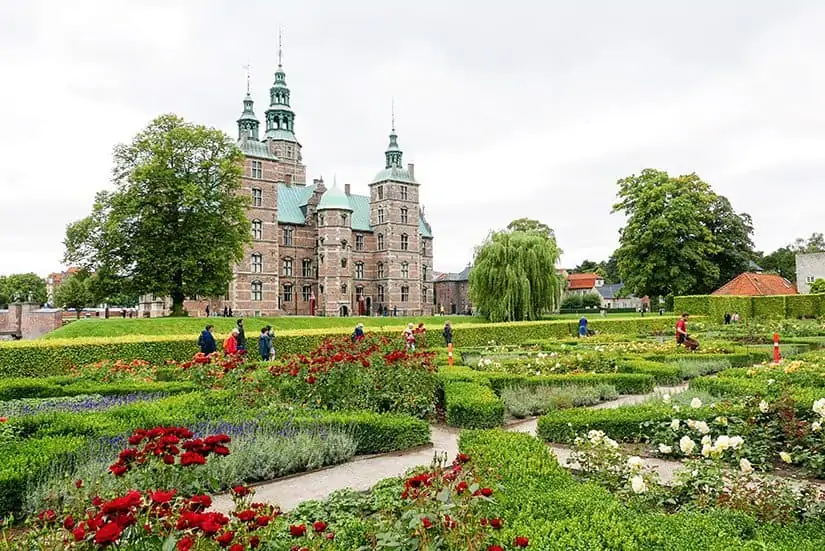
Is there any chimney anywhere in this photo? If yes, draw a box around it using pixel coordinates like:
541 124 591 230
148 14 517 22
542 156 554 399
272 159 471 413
407 163 415 180
344 184 351 195
313 178 322 186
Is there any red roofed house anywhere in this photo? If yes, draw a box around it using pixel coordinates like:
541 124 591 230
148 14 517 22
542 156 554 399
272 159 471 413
712 272 797 296
566 272 604 295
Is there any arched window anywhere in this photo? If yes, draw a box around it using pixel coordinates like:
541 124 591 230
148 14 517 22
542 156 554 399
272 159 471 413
377 233 385 250
401 234 409 251
252 219 263 240
355 262 364 280
283 226 293 246
251 253 262 273
282 257 293 276
400 207 408 224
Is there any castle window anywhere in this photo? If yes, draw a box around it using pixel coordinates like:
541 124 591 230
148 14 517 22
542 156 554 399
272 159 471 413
286 146 293 158
341 283 348 294
423 266 427 281
302 285 312 301
283 258 293 277
401 234 409 251
251 160 262 179
355 234 364 251
400 207 408 224
401 262 409 279
401 286 409 302
302 259 313 278
251 281 263 301
401 186 408 200
252 219 263 240
319 214 324 226
355 262 364 280
251 253 262 273
283 226 293 246
377 186 383 200
423 286 428 304
377 209 385 224
378 285 385 302
377 262 385 279
341 258 347 268
377 233 385 250
341 214 348 225
252 188 262 207
283 284 293 302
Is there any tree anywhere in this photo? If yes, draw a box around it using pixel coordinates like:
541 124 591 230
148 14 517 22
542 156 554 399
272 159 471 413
573 260 601 273
506 218 556 240
469 221 563 322
0 273 47 304
53 271 95 318
572 256 620 284
758 233 825 282
64 114 250 316
612 169 753 298
581 292 602 308
809 279 825 294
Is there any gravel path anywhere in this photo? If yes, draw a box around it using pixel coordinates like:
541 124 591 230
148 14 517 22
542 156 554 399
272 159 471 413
211 384 689 512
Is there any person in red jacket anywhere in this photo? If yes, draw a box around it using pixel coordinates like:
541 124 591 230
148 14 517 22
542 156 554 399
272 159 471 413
223 328 239 355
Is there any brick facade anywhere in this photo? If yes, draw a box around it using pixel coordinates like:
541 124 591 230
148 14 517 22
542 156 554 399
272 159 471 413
0 303 63 340
434 266 471 315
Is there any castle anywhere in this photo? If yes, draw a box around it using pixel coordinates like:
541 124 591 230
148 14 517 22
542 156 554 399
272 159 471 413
140 53 434 318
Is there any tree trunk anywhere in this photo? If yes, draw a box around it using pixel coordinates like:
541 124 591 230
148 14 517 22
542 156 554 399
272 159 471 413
170 270 186 317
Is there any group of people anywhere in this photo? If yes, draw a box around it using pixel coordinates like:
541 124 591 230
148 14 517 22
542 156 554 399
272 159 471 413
197 319 276 360
204 305 235 318
723 312 741 325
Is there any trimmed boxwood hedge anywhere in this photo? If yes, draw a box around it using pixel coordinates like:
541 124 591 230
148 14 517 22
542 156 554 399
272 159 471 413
0 378 197 402
0 317 688 378
616 358 682 385
786 295 821 319
675 294 824 320
444 382 505 428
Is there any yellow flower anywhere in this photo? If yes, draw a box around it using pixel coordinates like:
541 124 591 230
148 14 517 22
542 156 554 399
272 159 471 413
779 451 792 464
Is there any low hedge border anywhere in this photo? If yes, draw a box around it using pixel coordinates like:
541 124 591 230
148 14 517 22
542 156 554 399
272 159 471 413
689 377 825 409
0 378 198 402
0 317 689 378
675 294 824 320
643 352 764 368
443 382 505 429
616 359 682 385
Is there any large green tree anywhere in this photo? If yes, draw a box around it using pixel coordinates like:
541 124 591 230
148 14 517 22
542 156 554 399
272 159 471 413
64 114 250 316
53 270 95 318
0 273 47 305
612 169 753 298
469 220 563 322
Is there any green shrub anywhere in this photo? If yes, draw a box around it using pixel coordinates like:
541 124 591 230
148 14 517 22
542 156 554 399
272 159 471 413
436 367 655 395
500 384 617 418
0 317 691 378
709 296 753 323
645 352 758 368
288 411 430 455
675 358 731 379
752 296 787 319
0 378 197 401
617 359 682 385
444 382 504 428
673 295 710 316
786 295 821 319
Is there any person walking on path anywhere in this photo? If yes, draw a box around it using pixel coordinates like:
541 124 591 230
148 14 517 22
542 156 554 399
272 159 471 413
578 316 588 338
198 325 217 355
268 326 276 359
442 321 453 346
724 312 731 325
676 312 699 350
236 319 247 353
404 323 416 352
351 323 365 342
223 328 239 355
205 304 210 318
258 326 272 361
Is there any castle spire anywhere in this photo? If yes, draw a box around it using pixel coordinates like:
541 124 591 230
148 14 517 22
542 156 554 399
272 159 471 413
385 100 402 169
237 63 259 140
265 29 298 143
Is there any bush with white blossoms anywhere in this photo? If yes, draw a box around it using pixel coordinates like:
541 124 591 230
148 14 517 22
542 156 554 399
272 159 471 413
570 430 659 498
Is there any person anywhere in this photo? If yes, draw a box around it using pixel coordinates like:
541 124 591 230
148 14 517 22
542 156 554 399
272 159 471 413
732 312 740 324
223 306 229 318
236 319 247 352
578 316 588 338
206 304 210 318
198 324 217 355
258 326 272 361
404 323 416 351
223 328 239 355
439 304 445 316
442 321 453 346
676 313 689 345
268 326 276 359
228 307 233 318
724 312 731 325
351 322 365 342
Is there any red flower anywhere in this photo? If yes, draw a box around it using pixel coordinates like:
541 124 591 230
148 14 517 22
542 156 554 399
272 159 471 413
72 526 86 542
74 479 83 489
181 452 207 466
229 545 244 551
63 515 75 530
215 531 235 547
474 487 493 497
163 454 176 465
422 517 433 529
490 517 503 529
213 445 231 456
37 510 57 523
454 453 471 464
0 417 7 423
306 375 316 384
232 485 251 497
94 521 123 545
456 481 468 494
237 510 256 522
514 536 529 547
149 489 177 505
488 546 504 551
326 532 335 540
188 494 213 510
177 536 195 551
109 463 129 476
313 520 327 532
249 535 261 548
256 515 271 527
289 524 307 537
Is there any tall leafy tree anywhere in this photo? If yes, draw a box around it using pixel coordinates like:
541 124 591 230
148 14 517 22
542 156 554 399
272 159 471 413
469 221 563 322
64 114 250 316
809 279 825 294
0 273 47 304
612 169 753 298
53 271 95 318
506 218 556 240
757 233 825 282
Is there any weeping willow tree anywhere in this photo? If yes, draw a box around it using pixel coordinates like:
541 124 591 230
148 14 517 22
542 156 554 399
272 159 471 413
469 225 563 322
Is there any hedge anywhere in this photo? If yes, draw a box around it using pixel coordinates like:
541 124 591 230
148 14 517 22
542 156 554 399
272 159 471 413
616 359 682 385
675 294 824 320
752 295 787 319
672 295 710 316
643 352 762 368
444 382 505 428
0 317 689 378
709 296 753 323
459 430 825 549
689 377 825 409
437 366 656 395
786 295 820 319
0 378 197 402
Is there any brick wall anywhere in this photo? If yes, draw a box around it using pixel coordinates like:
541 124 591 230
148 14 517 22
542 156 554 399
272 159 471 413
0 303 63 339
435 280 471 315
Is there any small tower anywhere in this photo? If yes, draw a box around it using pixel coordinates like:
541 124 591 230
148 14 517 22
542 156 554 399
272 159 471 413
237 65 260 141
317 181 355 316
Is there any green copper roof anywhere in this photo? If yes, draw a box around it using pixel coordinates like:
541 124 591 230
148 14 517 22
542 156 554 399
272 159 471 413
317 184 353 211
276 183 430 236
372 166 416 184
238 140 276 160
264 128 298 142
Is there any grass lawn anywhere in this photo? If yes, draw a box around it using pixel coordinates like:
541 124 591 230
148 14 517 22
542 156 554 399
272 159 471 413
44 315 476 339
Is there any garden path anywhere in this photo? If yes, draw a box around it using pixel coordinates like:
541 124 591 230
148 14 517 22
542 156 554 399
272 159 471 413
210 384 688 513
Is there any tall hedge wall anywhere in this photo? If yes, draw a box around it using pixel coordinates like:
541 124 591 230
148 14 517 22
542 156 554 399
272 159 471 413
0 317 685 378
675 294 823 321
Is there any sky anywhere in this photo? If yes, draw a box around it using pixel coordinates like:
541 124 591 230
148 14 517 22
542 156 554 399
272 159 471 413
1 0 824 277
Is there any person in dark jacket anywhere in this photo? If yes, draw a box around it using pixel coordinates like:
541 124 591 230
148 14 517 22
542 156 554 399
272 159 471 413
442 321 453 345
351 323 365 342
198 325 217 355
258 326 272 361
236 319 247 352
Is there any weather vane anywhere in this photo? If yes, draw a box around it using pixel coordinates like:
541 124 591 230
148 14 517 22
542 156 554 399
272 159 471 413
278 28 284 68
391 97 396 132
242 61 251 94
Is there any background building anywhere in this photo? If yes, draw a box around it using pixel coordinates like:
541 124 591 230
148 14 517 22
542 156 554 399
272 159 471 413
796 253 825 294
434 265 471 315
712 272 797 296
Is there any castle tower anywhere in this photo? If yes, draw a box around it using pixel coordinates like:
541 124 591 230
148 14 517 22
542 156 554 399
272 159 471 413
369 111 422 315
317 181 355 316
236 74 260 140
264 32 304 185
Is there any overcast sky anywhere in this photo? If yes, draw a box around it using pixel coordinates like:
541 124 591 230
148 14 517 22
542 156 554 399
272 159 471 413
2 0 824 277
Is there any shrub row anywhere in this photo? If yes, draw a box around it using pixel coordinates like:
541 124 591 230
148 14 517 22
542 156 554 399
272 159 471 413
437 366 656 395
443 382 505 429
675 294 823 320
616 359 682 385
0 377 197 402
643 351 763 368
0 317 688 378
459 430 825 549
689 377 825 409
